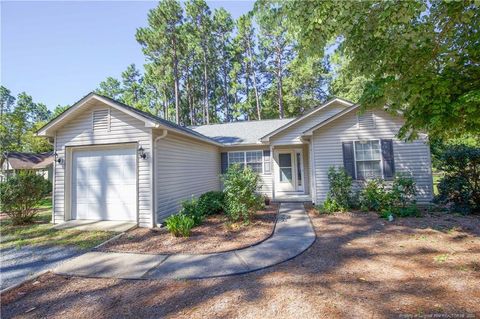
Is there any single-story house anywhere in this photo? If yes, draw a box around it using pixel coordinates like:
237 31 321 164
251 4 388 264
1 151 54 182
37 93 433 227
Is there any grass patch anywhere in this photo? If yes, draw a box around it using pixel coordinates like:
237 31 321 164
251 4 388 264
434 254 450 263
0 198 116 250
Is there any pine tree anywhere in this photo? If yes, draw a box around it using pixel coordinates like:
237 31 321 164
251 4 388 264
137 0 184 124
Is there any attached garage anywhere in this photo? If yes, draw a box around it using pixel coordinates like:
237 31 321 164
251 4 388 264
36 93 223 227
71 146 137 221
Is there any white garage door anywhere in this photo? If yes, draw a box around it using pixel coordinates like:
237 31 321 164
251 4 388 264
72 147 136 221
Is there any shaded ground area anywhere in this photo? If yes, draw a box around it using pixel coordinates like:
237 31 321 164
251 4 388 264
2 209 479 319
1 202 115 250
0 200 118 290
0 245 80 290
100 204 278 254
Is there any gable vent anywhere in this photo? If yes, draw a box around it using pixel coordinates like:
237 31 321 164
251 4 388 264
357 111 375 129
92 109 110 132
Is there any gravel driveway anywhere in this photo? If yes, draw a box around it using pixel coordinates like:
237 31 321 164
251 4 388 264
0 245 81 290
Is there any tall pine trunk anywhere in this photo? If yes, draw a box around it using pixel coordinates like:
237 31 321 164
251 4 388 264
276 46 284 119
172 37 180 124
247 41 261 120
203 53 209 125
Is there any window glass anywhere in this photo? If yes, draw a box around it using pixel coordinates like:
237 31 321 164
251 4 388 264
263 151 271 174
227 151 263 173
246 151 263 173
355 141 382 179
279 153 292 167
279 153 292 182
228 152 245 169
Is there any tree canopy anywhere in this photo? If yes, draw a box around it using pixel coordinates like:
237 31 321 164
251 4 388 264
2 0 478 155
272 0 480 140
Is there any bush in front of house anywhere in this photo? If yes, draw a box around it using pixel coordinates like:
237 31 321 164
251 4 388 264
359 174 419 218
317 167 355 213
222 164 262 224
0 172 51 225
197 191 225 216
435 145 480 214
165 213 195 237
359 179 389 212
179 198 204 226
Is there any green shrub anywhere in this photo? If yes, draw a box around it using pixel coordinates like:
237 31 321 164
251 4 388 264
179 198 203 226
165 214 195 237
325 167 355 211
395 204 420 217
0 172 51 225
435 145 480 214
359 174 419 218
359 179 389 212
222 164 262 224
197 191 225 216
316 197 341 214
389 174 417 208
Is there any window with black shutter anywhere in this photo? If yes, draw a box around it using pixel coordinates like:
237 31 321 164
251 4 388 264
381 139 395 180
220 152 228 174
342 142 356 179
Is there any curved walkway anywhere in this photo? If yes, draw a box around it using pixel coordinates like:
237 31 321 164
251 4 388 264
54 203 315 280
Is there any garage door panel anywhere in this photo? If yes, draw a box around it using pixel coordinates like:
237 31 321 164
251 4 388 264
72 146 137 221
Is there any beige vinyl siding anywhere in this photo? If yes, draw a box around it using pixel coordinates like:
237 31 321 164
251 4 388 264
53 103 153 227
156 132 220 223
220 146 273 198
270 103 347 145
312 109 433 204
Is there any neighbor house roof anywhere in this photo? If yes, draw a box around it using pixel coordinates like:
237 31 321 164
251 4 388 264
2 151 54 170
36 92 223 147
191 118 294 146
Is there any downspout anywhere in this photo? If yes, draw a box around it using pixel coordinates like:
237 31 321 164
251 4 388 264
309 135 317 205
48 134 56 224
153 129 168 227
270 144 275 201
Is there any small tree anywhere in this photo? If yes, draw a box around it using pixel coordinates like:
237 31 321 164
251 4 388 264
436 145 480 214
0 172 51 225
222 164 262 224
319 167 354 213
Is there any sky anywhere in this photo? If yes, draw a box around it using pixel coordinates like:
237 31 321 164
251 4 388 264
1 1 255 110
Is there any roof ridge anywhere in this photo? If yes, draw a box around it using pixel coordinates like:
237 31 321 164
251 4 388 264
191 117 294 128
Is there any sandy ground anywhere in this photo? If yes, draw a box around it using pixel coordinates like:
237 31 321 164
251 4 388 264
99 205 278 254
1 209 479 319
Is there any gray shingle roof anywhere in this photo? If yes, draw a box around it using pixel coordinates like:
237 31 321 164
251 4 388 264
2 151 54 169
191 118 294 145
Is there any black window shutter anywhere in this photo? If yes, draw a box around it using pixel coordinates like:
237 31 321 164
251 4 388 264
263 150 271 174
342 142 356 179
221 152 228 174
381 139 395 180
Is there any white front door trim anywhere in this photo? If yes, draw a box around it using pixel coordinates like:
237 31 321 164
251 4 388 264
274 148 305 195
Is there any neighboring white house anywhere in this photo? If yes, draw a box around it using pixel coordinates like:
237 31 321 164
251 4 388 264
37 93 433 228
1 151 54 182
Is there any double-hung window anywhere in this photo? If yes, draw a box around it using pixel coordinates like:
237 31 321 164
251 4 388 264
228 151 263 173
354 140 382 179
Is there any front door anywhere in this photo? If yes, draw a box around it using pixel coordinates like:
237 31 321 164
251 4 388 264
275 149 304 193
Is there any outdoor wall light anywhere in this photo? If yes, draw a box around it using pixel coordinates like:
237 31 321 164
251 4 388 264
54 152 63 164
138 146 147 160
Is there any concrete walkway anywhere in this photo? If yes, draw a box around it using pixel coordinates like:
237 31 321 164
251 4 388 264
53 220 137 232
54 203 315 280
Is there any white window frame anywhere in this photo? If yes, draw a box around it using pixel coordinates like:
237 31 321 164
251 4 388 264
227 150 264 174
353 139 384 180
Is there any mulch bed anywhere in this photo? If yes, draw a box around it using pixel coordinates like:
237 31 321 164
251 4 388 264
98 204 279 254
2 207 479 319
